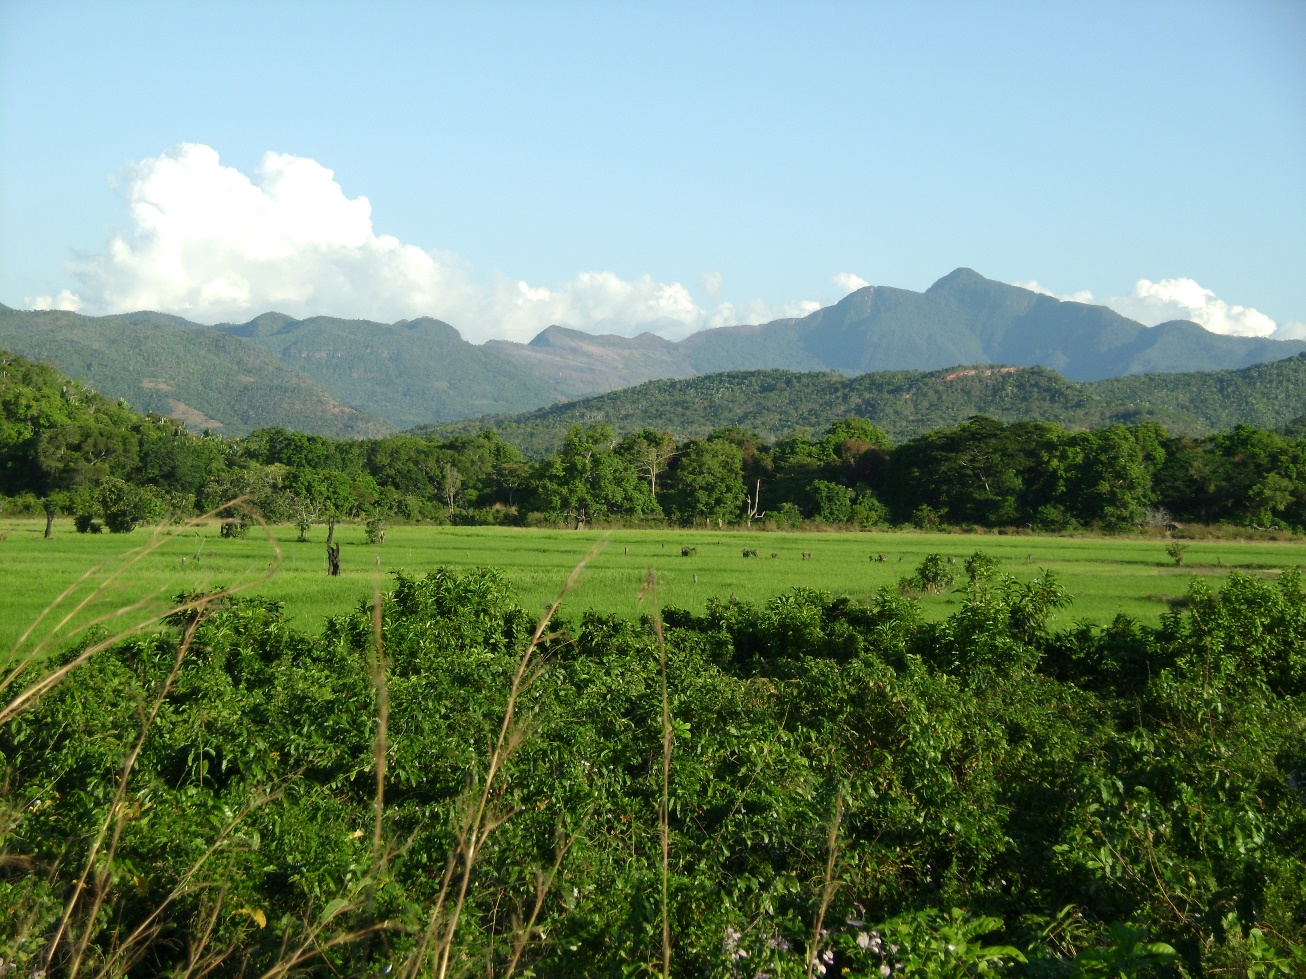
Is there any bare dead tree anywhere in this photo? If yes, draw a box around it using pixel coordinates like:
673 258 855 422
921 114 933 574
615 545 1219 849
745 479 765 526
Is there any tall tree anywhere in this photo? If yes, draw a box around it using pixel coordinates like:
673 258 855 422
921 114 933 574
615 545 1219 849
667 438 746 525
616 429 677 499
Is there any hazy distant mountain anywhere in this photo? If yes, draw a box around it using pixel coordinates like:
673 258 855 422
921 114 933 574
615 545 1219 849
489 269 1306 395
216 313 566 429
0 305 391 438
4 268 1301 437
415 353 1306 457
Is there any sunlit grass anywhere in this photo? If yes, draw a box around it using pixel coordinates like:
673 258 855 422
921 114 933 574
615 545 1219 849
3 518 1304 652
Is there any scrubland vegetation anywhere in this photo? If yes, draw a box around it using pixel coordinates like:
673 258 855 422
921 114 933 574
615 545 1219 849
2 532 1304 975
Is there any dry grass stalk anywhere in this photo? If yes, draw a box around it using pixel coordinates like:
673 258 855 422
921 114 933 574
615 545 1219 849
805 787 845 979
47 593 206 977
1 502 282 975
401 541 605 979
9 518 601 978
638 568 673 979
370 579 391 875
2 499 281 727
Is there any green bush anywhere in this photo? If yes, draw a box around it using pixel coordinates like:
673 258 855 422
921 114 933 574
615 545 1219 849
901 552 957 594
808 479 853 523
73 512 102 534
851 488 890 527
2 566 1303 975
96 476 167 533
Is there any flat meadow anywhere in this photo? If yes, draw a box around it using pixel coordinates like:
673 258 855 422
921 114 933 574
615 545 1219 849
4 516 1304 657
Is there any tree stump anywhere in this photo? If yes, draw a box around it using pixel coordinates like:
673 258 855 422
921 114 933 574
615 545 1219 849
326 542 341 576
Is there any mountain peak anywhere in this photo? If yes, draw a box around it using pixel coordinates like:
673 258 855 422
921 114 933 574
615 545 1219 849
927 268 988 292
528 325 578 347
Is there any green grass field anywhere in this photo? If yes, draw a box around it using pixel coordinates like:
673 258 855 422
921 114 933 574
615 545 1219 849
3 517 1304 656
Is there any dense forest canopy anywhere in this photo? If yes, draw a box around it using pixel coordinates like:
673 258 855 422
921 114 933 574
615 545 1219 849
3 352 1306 535
416 354 1306 456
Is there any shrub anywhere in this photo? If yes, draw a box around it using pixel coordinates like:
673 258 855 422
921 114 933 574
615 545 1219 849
96 477 167 534
219 518 248 539
773 501 803 528
73 512 102 534
911 503 943 530
900 552 957 594
808 479 852 523
851 489 890 528
964 549 1001 583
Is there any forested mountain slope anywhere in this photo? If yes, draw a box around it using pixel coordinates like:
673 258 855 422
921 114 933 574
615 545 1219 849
416 353 1306 456
0 306 391 437
5 267 1301 431
487 269 1306 394
217 312 567 428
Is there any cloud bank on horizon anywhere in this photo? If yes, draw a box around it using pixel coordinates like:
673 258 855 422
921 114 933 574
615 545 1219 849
27 143 1304 344
25 144 821 343
1016 279 1306 341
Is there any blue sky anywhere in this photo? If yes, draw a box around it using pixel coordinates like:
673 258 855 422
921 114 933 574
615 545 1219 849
1 0 1303 342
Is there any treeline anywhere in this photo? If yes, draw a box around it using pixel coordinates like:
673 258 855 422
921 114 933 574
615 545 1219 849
4 352 1306 535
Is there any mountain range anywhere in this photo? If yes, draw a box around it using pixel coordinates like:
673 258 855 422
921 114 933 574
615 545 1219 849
487 268 1306 393
1 269 1302 435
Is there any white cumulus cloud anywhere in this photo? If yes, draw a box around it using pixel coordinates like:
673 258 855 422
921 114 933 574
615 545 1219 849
1015 280 1094 304
26 143 826 343
1110 278 1278 338
1015 277 1296 340
832 272 870 295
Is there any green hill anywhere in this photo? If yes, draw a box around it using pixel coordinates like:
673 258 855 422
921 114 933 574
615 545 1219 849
218 313 565 429
0 306 391 438
487 269 1306 394
414 353 1306 456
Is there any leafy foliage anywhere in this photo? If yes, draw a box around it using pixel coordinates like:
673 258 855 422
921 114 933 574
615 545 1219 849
3 562 1303 974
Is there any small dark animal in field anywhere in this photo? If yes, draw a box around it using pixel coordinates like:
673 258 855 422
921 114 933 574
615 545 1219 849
742 548 759 558
801 552 812 560
624 546 628 555
770 552 777 558
681 546 697 557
